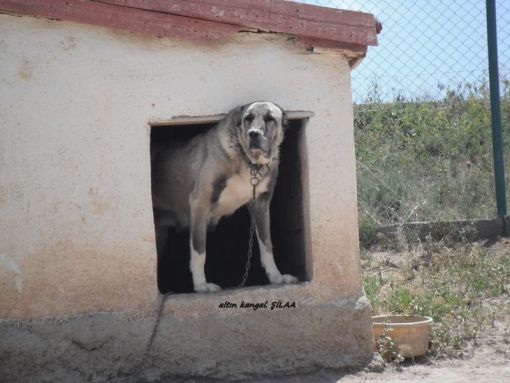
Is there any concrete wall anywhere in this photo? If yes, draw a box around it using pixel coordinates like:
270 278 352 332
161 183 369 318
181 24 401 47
0 14 371 380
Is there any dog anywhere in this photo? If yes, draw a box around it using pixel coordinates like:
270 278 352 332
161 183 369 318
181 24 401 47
152 101 298 293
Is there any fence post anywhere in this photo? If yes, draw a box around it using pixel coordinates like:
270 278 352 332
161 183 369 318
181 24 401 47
486 0 507 235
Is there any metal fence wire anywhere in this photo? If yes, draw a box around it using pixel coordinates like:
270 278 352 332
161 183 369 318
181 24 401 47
289 0 510 231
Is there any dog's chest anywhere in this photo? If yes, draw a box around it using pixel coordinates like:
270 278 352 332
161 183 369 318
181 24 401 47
212 172 269 218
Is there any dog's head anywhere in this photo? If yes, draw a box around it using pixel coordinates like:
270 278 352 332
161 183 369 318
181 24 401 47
235 101 288 165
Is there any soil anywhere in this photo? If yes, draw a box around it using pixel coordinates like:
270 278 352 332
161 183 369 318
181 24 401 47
175 342 510 383
249 332 509 383
250 238 510 383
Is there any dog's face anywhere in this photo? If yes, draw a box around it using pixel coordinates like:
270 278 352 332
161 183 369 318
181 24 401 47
237 102 287 165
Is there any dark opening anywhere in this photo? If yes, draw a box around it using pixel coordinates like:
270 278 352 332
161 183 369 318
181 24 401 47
151 119 308 294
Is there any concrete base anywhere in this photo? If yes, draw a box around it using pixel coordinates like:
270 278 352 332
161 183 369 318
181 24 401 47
0 289 373 382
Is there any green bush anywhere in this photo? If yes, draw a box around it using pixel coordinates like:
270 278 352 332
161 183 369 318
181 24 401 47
355 79 510 227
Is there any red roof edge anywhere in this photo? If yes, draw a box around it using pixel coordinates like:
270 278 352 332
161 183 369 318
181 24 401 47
0 0 380 54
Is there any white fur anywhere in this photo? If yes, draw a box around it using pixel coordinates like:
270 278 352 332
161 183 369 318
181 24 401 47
256 233 298 285
190 240 220 293
211 170 269 222
248 127 264 135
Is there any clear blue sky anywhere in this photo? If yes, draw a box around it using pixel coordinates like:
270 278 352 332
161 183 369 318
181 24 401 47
296 0 510 102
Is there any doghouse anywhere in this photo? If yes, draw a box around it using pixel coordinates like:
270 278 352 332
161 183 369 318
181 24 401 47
0 1 380 380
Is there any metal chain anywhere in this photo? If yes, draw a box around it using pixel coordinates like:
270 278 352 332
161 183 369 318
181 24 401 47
239 163 264 287
131 163 267 376
130 292 169 378
239 204 257 287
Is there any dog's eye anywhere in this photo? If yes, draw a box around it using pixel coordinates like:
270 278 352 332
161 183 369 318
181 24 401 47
264 115 275 124
244 114 254 123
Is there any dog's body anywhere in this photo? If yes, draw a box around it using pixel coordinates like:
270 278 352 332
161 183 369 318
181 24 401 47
152 102 297 293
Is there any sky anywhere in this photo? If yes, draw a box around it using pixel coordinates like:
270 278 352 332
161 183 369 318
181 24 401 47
295 0 510 102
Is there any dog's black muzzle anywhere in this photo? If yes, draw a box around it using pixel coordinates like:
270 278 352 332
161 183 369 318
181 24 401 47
248 131 268 152
249 130 261 140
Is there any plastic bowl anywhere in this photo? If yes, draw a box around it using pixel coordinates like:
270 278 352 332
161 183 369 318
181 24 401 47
372 315 433 358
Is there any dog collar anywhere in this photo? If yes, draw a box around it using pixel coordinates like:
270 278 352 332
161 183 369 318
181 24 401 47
248 162 270 199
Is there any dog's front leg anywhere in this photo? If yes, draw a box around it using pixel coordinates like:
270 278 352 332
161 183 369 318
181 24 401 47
252 199 298 285
189 198 220 293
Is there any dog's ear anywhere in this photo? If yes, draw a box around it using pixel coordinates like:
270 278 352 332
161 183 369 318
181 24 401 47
230 104 248 128
279 106 289 130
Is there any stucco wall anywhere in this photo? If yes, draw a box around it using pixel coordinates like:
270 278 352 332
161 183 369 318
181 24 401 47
0 13 374 380
0 13 362 319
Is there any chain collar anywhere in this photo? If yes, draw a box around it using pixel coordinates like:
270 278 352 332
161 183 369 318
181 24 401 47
239 162 269 287
248 163 264 200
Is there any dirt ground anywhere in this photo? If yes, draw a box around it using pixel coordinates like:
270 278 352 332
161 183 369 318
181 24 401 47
251 238 510 383
249 346 509 383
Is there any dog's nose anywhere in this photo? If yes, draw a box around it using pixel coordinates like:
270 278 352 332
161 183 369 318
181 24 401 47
249 130 261 139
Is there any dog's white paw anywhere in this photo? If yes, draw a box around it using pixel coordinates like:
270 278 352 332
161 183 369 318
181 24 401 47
268 273 298 285
281 274 298 284
194 282 221 293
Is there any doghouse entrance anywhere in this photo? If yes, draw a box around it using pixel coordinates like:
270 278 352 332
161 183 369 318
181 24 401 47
150 112 312 294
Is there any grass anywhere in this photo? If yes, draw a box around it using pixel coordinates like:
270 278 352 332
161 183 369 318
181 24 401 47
355 79 510 361
362 238 510 359
354 78 510 233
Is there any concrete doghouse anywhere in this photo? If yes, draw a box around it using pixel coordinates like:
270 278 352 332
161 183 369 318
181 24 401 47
0 1 379 381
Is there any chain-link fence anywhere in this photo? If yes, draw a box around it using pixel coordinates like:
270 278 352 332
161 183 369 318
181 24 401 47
290 0 510 238
294 0 509 101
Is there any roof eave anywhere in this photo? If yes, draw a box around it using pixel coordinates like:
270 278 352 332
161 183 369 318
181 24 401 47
0 0 380 62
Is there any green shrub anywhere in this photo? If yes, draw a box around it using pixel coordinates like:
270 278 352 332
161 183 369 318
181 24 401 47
355 79 510 227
